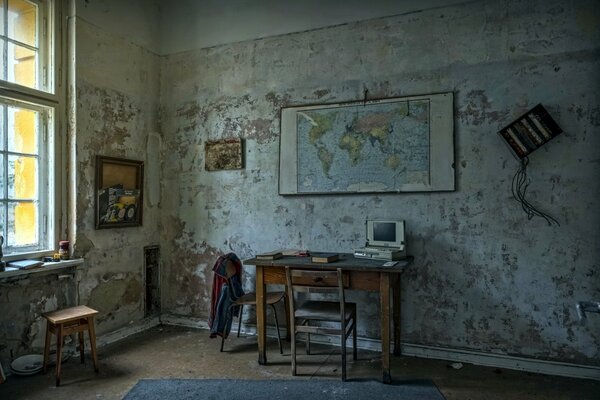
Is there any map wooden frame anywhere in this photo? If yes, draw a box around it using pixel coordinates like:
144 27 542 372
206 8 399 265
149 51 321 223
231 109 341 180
279 92 455 195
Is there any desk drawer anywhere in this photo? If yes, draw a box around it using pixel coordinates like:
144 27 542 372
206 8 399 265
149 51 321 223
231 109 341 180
260 266 385 292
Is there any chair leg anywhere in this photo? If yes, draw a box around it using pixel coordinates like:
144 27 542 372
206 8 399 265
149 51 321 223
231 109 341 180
340 322 348 382
221 305 236 352
283 293 291 341
237 305 244 337
352 317 357 361
270 303 283 354
290 325 297 376
341 330 347 382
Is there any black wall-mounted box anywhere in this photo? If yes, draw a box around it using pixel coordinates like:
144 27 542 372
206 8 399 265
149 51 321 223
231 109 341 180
498 104 563 160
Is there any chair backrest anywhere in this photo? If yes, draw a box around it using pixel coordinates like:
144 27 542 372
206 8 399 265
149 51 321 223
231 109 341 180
285 267 348 318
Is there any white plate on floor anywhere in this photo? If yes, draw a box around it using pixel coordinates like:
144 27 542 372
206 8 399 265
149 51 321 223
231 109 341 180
10 352 71 376
11 354 43 375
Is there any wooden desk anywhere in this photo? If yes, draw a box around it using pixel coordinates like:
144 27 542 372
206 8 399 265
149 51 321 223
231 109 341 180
244 254 412 383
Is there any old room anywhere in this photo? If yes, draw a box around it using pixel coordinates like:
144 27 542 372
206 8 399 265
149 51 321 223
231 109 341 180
0 0 598 398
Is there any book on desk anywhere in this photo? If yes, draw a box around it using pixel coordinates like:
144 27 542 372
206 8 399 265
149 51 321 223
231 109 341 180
311 253 339 263
256 250 283 260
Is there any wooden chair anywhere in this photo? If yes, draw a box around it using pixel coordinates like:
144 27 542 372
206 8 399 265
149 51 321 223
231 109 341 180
285 267 357 381
221 291 286 354
42 305 99 386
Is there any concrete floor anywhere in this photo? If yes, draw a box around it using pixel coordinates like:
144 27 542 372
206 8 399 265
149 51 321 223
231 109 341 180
1 325 598 399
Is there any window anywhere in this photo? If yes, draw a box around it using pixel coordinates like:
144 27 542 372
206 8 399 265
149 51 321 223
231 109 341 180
0 0 61 257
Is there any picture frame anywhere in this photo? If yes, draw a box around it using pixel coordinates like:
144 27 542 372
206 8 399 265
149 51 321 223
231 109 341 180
205 138 244 171
279 92 454 195
95 155 144 229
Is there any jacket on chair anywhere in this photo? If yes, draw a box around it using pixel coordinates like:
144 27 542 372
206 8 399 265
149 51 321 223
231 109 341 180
209 253 245 338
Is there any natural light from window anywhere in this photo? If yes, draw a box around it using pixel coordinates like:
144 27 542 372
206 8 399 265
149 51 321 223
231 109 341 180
0 0 57 256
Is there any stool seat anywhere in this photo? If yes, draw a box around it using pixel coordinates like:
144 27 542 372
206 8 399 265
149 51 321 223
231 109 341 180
43 305 99 386
43 305 98 324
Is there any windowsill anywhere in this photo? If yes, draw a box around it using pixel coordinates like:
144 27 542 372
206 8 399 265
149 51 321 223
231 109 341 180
0 258 84 280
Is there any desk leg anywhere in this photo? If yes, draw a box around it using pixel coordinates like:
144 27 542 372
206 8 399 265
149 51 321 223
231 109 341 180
256 265 267 365
393 274 401 356
380 272 391 384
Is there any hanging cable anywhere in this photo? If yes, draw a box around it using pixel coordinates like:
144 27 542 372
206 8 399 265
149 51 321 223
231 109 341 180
511 157 560 226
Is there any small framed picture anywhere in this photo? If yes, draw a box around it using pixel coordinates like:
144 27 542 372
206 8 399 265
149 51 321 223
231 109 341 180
95 156 144 229
205 138 244 171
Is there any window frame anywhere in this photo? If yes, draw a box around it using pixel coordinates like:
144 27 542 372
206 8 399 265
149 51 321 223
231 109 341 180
0 0 64 260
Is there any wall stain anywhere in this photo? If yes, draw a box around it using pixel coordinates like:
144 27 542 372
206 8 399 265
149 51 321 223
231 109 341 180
457 89 510 126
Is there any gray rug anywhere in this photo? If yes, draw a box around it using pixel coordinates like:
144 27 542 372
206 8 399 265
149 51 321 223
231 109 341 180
123 378 446 400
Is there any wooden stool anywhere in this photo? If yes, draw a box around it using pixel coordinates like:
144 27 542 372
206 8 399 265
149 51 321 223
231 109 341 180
42 305 99 386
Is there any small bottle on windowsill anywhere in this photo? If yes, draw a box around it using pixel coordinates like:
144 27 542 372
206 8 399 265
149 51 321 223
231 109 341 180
58 241 70 260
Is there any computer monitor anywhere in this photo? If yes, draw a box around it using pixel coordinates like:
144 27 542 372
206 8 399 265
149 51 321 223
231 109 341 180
366 220 405 248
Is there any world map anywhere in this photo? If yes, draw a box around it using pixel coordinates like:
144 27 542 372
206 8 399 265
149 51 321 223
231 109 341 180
296 100 430 193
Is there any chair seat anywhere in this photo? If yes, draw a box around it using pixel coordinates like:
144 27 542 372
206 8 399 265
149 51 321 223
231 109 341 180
234 291 285 306
221 290 287 354
295 300 356 321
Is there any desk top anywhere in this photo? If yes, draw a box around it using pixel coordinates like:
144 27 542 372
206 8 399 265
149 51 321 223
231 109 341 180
244 253 413 273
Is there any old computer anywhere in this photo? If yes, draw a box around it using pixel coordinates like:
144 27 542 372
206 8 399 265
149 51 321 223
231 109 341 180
354 219 406 261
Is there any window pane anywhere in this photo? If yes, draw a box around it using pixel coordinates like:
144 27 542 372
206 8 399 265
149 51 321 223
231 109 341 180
0 39 5 82
8 154 37 199
8 105 38 154
8 201 37 246
0 104 4 151
0 204 4 237
0 5 4 33
7 0 38 48
8 42 37 88
0 154 4 199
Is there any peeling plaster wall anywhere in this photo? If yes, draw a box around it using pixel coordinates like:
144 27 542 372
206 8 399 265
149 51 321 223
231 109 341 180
73 18 161 333
0 274 76 365
0 2 161 366
160 0 599 365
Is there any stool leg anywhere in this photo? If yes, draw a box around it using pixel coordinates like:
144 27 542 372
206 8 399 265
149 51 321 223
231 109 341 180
87 317 99 373
78 331 85 364
270 303 283 354
43 321 51 374
55 324 63 386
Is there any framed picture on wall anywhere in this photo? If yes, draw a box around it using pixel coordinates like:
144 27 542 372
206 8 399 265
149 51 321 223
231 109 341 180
95 156 144 229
